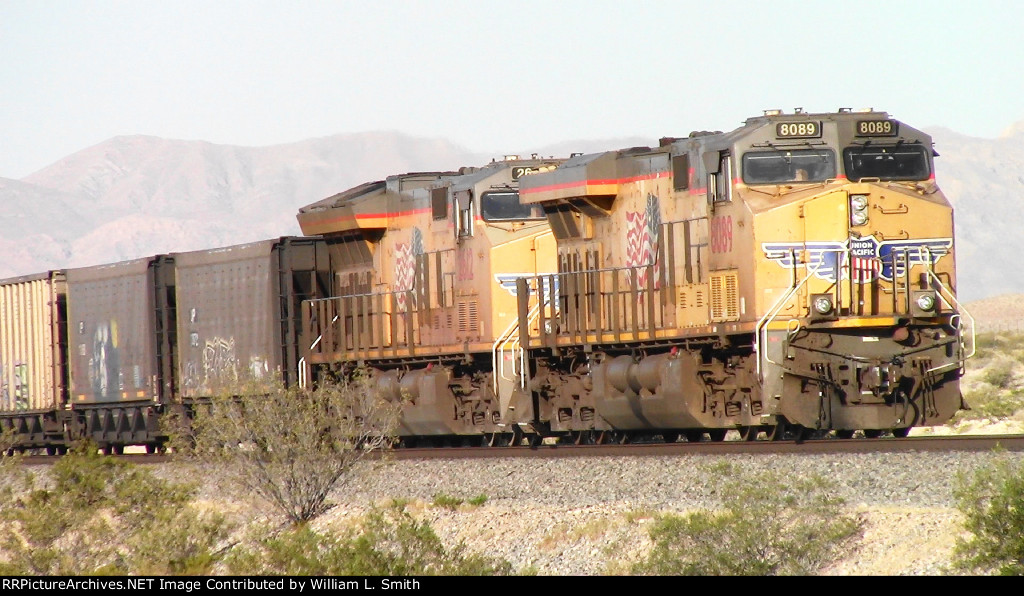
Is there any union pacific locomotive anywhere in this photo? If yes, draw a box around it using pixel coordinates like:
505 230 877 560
0 109 973 452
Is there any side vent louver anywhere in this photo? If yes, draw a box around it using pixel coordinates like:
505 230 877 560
710 271 740 322
457 299 479 333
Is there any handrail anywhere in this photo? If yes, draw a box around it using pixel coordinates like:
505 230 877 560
492 313 522 394
492 296 542 394
924 268 976 373
308 314 339 351
755 255 830 381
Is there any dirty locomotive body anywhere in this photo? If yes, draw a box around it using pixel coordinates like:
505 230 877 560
299 109 971 444
0 109 971 452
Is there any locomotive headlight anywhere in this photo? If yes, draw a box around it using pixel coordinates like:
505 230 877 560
911 290 939 317
813 295 834 315
849 194 869 227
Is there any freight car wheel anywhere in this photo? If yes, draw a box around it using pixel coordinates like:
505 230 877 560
891 428 911 438
46 446 57 456
684 430 703 443
863 429 883 439
662 431 679 443
708 430 727 442
739 426 759 441
835 430 855 440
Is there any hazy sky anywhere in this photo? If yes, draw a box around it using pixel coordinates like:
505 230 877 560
3 0 1022 178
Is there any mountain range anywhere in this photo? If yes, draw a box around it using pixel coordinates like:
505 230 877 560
1 125 1021 305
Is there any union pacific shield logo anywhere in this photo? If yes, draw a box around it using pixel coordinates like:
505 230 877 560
761 235 952 283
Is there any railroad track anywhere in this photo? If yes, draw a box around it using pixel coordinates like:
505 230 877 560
14 434 1024 466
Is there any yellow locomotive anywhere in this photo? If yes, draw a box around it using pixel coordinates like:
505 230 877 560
510 108 972 441
297 157 562 443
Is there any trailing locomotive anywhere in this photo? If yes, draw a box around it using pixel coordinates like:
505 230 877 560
0 108 973 453
297 157 562 443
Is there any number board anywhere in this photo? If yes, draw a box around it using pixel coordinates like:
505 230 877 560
511 166 540 180
855 120 899 137
775 121 821 139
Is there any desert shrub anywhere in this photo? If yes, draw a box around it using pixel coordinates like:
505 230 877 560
170 371 400 525
632 468 861 575
432 493 464 510
953 454 1024 575
227 503 512 576
0 444 230 575
982 357 1017 389
959 388 1024 420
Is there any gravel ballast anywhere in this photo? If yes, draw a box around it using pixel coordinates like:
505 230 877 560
283 449 1024 576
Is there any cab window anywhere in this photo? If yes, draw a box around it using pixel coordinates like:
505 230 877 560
480 191 544 221
843 145 930 181
742 149 837 184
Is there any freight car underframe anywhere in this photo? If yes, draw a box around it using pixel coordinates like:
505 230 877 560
0 401 167 455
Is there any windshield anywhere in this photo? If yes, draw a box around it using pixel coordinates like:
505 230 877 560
480 191 544 221
843 144 930 181
741 149 837 184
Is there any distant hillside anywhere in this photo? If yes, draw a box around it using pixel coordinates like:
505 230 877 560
929 123 1024 301
2 131 649 280
1 124 1021 302
964 294 1024 333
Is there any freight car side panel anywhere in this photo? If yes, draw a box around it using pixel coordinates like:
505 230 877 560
0 272 66 413
65 259 166 404
174 237 330 397
176 242 277 398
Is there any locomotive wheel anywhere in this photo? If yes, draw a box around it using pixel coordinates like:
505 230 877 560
662 431 679 444
683 430 703 443
488 432 514 447
708 430 727 442
792 426 812 443
891 427 911 438
835 429 855 440
739 426 759 441
765 423 787 441
570 431 592 445
863 429 883 439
